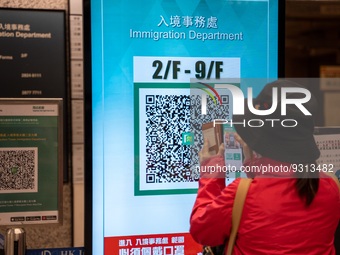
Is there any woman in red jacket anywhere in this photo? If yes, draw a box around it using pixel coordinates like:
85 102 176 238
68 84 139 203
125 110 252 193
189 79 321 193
190 80 340 255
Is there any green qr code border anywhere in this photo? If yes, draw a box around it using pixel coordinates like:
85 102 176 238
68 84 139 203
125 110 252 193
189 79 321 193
134 83 198 196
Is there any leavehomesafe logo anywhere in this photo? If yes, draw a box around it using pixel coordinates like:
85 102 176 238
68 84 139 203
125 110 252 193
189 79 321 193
129 15 243 42
197 83 312 128
182 132 194 145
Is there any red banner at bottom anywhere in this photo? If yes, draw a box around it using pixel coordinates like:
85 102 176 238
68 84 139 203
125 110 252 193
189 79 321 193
104 232 202 255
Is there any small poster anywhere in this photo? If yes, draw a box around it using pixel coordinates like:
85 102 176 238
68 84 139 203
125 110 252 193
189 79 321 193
320 65 340 91
314 127 340 179
0 99 63 225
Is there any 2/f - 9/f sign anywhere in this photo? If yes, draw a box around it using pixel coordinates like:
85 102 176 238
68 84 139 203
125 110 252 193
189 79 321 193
152 60 223 79
133 56 240 83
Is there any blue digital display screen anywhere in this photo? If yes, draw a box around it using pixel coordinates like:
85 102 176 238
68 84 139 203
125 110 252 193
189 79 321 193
84 1 284 254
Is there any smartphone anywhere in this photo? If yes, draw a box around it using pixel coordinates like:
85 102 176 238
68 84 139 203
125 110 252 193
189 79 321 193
202 122 244 179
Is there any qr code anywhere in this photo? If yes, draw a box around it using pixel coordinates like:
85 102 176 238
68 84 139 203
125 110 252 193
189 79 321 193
0 147 38 193
145 94 229 184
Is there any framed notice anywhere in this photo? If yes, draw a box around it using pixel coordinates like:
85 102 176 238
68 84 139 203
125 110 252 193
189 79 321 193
0 99 63 225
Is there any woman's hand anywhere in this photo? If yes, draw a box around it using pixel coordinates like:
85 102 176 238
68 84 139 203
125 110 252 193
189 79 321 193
234 133 254 162
199 138 224 164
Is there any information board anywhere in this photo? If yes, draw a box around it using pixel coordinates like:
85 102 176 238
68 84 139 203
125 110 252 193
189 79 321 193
0 8 69 182
0 8 66 98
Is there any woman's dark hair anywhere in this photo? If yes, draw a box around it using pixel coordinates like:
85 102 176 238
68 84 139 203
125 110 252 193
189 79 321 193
295 163 319 206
